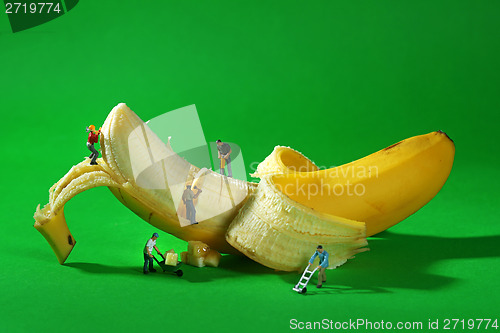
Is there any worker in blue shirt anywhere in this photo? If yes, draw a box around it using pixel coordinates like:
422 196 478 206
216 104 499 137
309 245 329 288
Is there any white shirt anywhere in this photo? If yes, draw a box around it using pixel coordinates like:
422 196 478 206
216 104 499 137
144 238 156 255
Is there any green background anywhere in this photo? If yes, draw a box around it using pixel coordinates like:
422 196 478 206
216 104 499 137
1 1 499 332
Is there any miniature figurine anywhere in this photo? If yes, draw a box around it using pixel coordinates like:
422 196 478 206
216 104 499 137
86 125 101 165
216 139 232 178
143 232 162 274
309 245 329 288
182 184 202 225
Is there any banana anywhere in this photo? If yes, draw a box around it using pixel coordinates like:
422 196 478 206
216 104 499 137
34 103 454 272
34 103 255 264
247 131 455 236
226 131 455 270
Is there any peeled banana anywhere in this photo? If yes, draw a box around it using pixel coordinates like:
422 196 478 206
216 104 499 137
34 103 455 272
34 103 255 264
227 131 455 270
226 176 368 271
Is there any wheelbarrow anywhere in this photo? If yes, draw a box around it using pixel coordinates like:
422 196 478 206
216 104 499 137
153 253 184 277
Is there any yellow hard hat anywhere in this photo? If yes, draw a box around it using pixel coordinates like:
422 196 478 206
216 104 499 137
88 125 95 131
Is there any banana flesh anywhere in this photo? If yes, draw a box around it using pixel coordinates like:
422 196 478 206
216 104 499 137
226 176 368 271
181 241 222 268
251 146 320 177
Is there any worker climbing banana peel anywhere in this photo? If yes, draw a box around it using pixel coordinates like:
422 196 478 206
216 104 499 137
33 103 455 274
86 124 101 165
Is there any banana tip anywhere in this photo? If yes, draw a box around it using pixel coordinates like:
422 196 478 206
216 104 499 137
436 130 454 143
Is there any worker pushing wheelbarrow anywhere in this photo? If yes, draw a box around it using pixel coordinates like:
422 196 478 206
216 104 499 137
143 233 183 277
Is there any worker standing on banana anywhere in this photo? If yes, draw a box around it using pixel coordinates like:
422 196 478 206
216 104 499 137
309 245 329 288
182 184 202 225
216 139 232 178
86 125 101 165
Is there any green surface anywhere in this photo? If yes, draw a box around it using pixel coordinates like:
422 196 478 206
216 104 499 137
1 1 499 332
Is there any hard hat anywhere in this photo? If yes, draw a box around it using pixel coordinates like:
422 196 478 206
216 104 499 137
88 125 95 131
153 232 159 238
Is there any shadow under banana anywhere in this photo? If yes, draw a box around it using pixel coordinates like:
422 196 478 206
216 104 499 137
61 230 500 292
283 231 500 295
